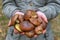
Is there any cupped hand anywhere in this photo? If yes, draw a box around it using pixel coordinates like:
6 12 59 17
33 11 48 38
8 12 24 27
36 11 48 23
8 12 25 34
37 11 48 33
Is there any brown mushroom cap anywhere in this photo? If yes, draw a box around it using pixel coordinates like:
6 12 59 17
25 31 34 38
20 21 35 32
24 10 37 20
34 25 43 35
29 18 41 26
24 10 32 20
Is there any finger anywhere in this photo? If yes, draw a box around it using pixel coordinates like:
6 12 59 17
18 15 23 22
37 11 48 23
40 19 47 34
38 17 43 23
8 14 19 27
11 14 19 25
42 21 47 30
42 29 46 34
8 19 11 27
41 14 48 23
20 32 25 35
14 28 19 34
12 14 19 22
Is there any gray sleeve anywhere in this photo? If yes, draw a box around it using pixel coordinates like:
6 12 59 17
38 0 60 20
2 0 20 18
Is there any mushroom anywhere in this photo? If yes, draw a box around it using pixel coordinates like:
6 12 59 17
34 24 43 35
20 21 35 32
29 18 41 26
15 24 22 33
25 31 34 38
24 10 37 20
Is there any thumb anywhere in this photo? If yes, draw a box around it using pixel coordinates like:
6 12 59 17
8 14 19 27
42 29 46 34
40 14 48 24
14 28 19 34
8 19 12 27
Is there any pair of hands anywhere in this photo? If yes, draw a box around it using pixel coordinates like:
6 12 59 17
8 11 48 37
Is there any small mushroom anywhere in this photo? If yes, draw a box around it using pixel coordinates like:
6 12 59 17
25 31 34 38
34 24 43 35
31 10 37 18
15 24 22 32
15 20 20 24
24 10 32 20
29 18 41 26
24 10 37 20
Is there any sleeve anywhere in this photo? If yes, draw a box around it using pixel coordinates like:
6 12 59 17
2 0 20 18
38 0 60 20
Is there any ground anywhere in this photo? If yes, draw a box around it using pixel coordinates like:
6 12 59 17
0 0 60 40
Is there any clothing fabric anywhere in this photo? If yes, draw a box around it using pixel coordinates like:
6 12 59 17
3 0 60 40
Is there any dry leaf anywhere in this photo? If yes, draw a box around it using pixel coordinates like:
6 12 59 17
0 29 2 33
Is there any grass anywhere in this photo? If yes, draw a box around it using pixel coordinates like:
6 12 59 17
0 15 9 40
51 15 60 40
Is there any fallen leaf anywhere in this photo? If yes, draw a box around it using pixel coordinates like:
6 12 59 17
0 29 2 33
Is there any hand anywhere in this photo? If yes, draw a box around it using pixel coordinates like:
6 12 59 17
8 12 24 26
8 11 24 34
36 11 48 23
33 11 48 37
36 11 48 33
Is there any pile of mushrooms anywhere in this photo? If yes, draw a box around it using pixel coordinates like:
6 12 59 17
10 10 47 38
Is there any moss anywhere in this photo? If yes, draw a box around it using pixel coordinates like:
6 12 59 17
0 15 8 21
